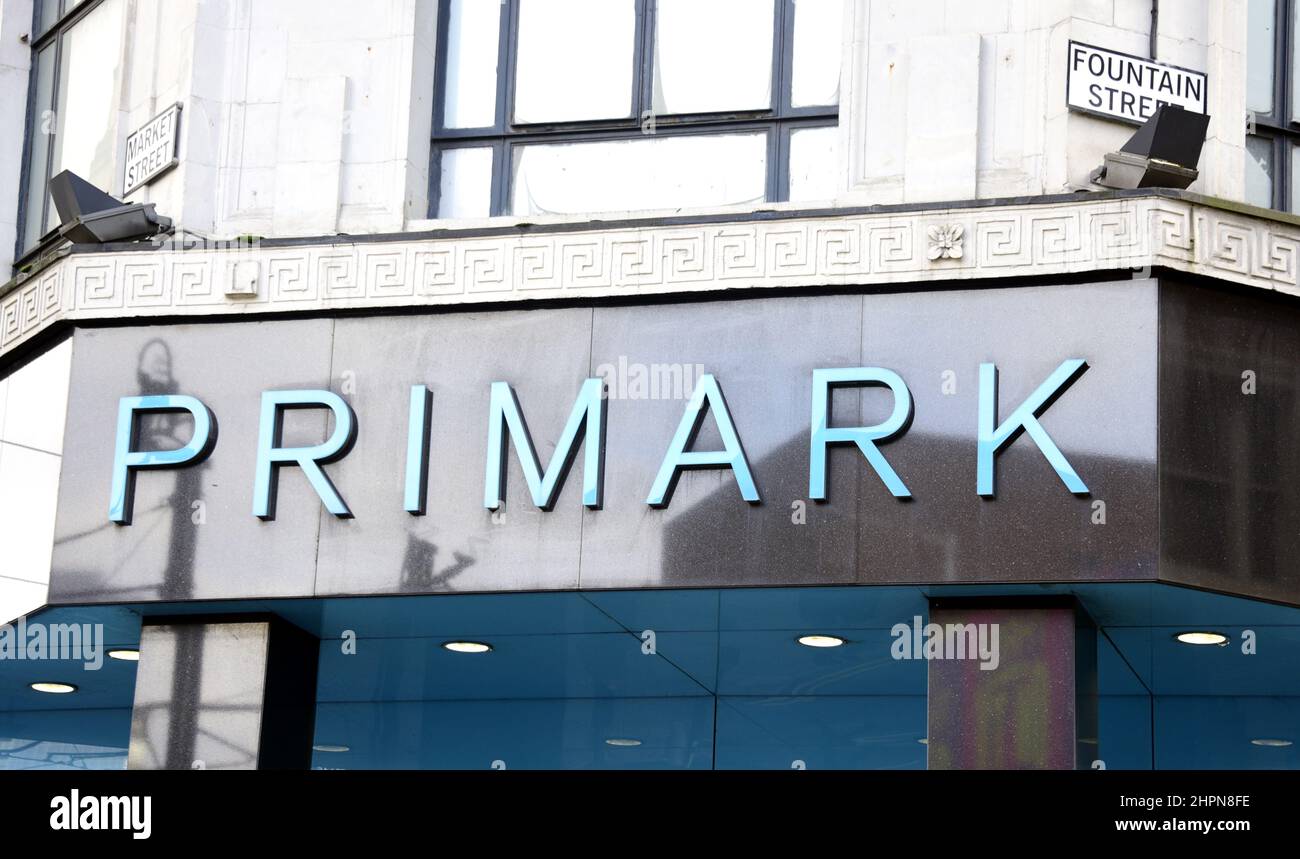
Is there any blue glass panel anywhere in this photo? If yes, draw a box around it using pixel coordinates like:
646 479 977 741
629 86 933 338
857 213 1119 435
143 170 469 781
1098 696 1152 770
0 582 1296 770
0 708 131 771
312 698 714 770
715 696 928 770
1156 697 1300 769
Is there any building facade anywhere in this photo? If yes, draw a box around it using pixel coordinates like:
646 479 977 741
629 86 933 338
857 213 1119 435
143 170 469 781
0 0 1298 771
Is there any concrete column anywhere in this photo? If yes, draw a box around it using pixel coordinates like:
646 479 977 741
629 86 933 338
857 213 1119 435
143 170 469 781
127 617 318 770
926 597 1097 770
1201 0 1247 202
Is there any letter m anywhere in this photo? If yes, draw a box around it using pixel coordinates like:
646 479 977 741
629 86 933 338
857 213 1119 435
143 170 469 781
102 797 130 831
49 624 80 658
484 378 606 510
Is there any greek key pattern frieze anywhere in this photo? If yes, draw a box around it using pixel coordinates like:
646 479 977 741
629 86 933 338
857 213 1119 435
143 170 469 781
3 197 1299 359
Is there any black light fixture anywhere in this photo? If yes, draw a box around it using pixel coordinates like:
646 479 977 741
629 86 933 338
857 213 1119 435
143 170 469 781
1090 104 1211 190
49 170 171 244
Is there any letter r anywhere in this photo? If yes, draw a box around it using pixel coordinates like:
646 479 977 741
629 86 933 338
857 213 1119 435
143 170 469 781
809 367 913 499
253 390 357 519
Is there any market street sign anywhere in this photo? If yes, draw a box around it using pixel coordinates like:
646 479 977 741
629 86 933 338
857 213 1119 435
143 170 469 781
1067 41 1207 125
122 103 181 195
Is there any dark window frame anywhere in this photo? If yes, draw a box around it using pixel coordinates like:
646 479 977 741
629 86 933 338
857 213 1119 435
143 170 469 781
429 0 840 218
1248 0 1300 211
15 0 110 267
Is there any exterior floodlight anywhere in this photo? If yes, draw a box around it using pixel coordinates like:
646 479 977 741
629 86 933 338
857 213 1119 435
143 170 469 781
1089 104 1210 190
49 170 171 244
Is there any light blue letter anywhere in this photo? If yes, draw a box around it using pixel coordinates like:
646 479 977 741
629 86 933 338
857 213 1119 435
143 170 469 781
110 395 216 525
809 367 913 499
977 360 1089 497
404 385 432 514
646 373 759 508
484 378 605 510
253 390 357 520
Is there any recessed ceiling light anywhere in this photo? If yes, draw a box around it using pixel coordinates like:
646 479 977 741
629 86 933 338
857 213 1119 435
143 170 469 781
312 744 350 753
797 634 846 648
605 738 642 747
1250 738 1293 748
107 649 140 661
30 682 76 694
1174 631 1229 646
442 641 492 654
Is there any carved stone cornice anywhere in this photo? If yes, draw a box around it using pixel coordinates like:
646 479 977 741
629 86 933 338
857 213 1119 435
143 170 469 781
3 192 1298 362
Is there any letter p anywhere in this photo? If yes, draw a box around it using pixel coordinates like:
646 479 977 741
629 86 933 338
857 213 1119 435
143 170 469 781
110 395 216 524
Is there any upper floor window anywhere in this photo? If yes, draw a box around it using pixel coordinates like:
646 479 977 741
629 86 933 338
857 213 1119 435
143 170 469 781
1246 0 1300 211
19 0 125 257
431 0 843 219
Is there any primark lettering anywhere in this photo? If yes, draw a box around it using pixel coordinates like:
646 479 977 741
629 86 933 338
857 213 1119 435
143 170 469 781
108 359 1090 525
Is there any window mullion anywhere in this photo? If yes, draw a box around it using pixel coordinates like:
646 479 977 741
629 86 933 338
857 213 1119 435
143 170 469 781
498 0 518 134
640 0 657 123
1273 134 1282 211
491 139 510 217
488 0 519 215
776 0 794 116
41 34 63 237
431 0 451 133
767 124 782 202
632 0 648 123
1281 1 1293 208
1281 0 1292 128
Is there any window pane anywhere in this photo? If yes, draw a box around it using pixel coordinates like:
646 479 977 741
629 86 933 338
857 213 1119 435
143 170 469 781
1245 136 1274 208
791 0 843 107
442 0 501 129
511 133 767 215
1246 0 1276 114
437 147 494 218
21 46 56 251
788 125 839 202
1291 144 1300 212
654 0 775 114
514 0 635 124
37 0 63 36
50 0 125 195
1291 9 1300 123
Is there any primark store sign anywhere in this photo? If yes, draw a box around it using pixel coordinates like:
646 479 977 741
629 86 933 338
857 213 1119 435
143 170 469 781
48 283 1158 602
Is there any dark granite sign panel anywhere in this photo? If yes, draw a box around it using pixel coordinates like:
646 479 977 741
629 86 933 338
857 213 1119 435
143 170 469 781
50 281 1160 604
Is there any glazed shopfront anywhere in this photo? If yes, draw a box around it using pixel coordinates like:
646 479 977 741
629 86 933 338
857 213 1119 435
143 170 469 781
4 238 1300 770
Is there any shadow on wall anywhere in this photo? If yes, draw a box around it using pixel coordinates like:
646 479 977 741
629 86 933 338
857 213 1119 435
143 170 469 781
660 430 1157 587
53 339 205 602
